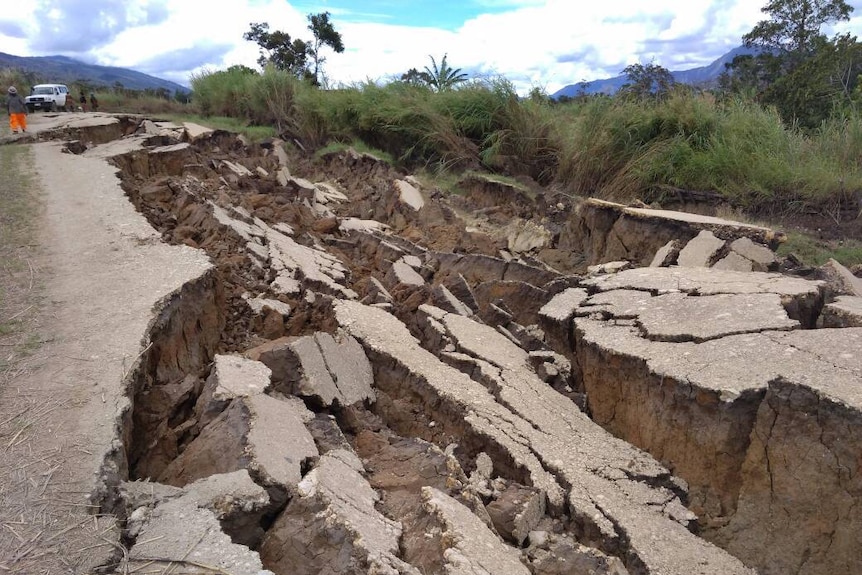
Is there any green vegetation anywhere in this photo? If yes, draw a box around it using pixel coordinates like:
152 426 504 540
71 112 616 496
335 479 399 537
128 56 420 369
175 1 862 220
188 67 862 214
725 0 860 129
777 232 862 267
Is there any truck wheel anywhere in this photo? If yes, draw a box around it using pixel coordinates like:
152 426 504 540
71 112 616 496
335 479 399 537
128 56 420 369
46 102 55 112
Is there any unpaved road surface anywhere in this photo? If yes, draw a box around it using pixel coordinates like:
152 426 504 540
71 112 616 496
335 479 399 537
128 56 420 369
0 113 210 572
0 111 860 575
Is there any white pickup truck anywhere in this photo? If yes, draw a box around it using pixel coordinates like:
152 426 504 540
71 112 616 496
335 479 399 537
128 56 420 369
25 84 70 112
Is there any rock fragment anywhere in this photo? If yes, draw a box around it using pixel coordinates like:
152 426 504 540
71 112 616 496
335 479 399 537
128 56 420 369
677 230 725 267
712 251 754 272
819 295 862 327
122 471 273 574
818 257 862 296
194 354 271 428
486 483 546 545
386 258 426 288
728 237 776 271
260 449 418 575
526 533 629 575
650 240 679 267
395 179 425 211
159 393 318 504
587 260 632 276
420 487 531 575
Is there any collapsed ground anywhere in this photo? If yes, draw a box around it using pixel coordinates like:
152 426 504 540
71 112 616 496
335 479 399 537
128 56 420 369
8 114 862 575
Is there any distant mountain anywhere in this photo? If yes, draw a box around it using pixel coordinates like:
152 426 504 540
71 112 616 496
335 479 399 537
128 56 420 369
0 52 188 94
552 46 759 99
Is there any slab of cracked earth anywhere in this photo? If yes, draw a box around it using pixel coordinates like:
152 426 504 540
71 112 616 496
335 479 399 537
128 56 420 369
571 280 862 575
334 299 754 575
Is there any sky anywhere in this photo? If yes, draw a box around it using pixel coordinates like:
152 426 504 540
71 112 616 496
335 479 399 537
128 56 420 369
2 0 862 94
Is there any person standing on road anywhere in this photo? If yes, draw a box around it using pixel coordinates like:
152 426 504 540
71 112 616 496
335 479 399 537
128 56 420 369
89 92 98 113
79 90 87 112
6 86 27 133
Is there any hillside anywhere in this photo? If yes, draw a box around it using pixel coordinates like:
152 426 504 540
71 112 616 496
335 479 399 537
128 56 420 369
552 46 758 98
0 52 188 93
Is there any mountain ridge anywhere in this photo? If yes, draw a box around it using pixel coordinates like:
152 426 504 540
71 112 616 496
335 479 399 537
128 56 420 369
0 52 188 94
552 46 759 99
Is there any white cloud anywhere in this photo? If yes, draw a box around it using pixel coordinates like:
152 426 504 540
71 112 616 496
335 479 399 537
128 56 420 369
2 0 862 92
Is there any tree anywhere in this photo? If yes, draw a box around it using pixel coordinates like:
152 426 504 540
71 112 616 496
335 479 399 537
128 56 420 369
744 0 852 55
244 22 309 77
722 0 858 127
306 12 344 86
619 62 675 100
399 67 431 86
244 12 344 84
422 54 468 92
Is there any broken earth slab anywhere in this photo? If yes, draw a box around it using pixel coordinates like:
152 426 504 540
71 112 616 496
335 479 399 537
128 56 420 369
244 294 292 318
582 266 824 326
574 299 862 575
420 486 531 575
266 226 359 300
260 449 418 575
592 291 799 343
195 354 272 428
677 230 725 267
716 366 862 575
559 198 780 268
819 295 862 327
395 179 425 211
538 287 589 354
260 331 375 408
208 198 359 300
182 121 215 141
121 470 274 574
334 300 754 575
159 392 319 507
817 257 862 296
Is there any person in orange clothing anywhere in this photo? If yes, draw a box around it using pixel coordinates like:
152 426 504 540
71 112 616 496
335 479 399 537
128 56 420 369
6 86 28 133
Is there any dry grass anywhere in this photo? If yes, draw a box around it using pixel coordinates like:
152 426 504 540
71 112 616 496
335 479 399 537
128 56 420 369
0 138 41 373
0 135 120 572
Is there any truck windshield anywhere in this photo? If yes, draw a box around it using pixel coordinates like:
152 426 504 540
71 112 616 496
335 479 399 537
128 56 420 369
33 87 54 95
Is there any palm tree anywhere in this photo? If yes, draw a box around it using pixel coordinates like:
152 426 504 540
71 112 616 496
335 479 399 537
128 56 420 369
422 54 468 92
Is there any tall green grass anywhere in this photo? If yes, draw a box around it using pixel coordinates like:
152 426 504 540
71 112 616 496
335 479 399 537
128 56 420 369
188 68 862 212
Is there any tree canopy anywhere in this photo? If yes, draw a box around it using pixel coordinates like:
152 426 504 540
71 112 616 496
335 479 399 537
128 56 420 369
243 12 344 85
619 62 675 100
723 0 857 128
743 0 852 54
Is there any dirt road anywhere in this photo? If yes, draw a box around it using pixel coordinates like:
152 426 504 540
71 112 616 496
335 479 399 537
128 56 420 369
0 113 211 573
